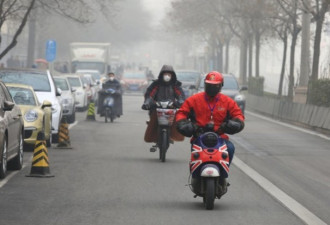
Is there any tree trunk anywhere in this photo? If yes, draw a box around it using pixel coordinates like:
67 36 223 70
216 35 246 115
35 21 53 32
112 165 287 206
255 31 261 78
239 37 248 85
224 39 230 73
288 30 298 101
248 35 253 78
278 34 288 97
310 1 328 81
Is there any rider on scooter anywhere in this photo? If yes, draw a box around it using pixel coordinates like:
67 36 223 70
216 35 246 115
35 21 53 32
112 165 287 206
97 72 123 117
141 64 186 151
175 71 245 165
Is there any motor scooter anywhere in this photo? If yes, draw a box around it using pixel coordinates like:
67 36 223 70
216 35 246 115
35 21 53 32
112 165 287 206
101 88 117 123
150 100 177 162
189 127 230 210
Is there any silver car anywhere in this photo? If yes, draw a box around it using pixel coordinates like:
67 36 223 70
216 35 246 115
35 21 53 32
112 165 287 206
54 76 76 123
196 73 248 113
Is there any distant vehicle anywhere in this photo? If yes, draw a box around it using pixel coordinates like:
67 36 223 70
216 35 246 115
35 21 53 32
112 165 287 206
82 73 100 104
6 83 52 148
120 71 148 93
76 69 102 84
175 70 203 98
0 68 63 143
54 76 76 123
196 73 248 113
64 74 88 111
70 42 111 77
0 81 24 179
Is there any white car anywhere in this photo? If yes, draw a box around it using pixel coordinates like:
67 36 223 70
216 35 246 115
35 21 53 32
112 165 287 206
0 68 63 143
82 74 100 104
65 74 88 111
54 76 76 123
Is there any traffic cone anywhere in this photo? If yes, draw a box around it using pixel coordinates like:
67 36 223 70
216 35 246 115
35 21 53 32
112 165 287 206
26 132 54 178
56 117 72 149
86 100 96 121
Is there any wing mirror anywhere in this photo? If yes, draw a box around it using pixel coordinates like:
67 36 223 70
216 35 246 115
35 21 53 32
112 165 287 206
41 100 52 109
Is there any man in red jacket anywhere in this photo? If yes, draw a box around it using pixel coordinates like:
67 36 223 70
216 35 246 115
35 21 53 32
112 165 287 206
175 71 245 165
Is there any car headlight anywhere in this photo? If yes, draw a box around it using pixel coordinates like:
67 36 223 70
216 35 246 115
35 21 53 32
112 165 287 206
25 110 38 122
235 94 245 102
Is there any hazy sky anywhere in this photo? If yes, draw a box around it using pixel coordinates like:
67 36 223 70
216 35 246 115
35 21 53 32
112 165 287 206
141 0 171 26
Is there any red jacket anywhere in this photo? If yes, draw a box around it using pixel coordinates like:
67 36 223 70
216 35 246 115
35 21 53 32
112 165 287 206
176 92 245 139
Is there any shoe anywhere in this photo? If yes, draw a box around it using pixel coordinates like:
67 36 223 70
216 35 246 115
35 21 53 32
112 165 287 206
150 147 157 152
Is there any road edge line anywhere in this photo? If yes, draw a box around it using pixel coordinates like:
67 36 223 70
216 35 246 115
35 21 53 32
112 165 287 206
233 156 327 225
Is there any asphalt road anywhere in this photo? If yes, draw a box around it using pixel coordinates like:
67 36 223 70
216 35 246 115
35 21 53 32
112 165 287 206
0 94 329 225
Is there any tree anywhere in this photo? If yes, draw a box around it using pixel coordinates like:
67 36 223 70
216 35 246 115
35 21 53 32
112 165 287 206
0 0 118 60
301 0 330 81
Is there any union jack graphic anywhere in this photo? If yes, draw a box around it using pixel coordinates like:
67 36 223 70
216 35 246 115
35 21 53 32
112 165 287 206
219 143 229 173
190 144 203 173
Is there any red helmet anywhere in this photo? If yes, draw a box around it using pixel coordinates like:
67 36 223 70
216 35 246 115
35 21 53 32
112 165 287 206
205 71 224 84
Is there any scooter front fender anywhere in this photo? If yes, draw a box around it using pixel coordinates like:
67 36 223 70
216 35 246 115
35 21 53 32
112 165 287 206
200 164 220 177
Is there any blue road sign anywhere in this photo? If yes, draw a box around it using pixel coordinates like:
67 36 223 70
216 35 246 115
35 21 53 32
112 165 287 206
46 40 56 62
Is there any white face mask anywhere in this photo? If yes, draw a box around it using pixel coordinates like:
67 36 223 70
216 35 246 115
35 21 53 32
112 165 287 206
163 74 171 82
109 77 114 81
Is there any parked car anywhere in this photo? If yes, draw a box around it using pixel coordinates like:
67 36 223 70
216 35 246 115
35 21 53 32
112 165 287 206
196 73 248 113
54 76 76 123
120 71 148 93
6 83 52 148
0 68 63 143
64 74 88 111
0 81 24 179
77 69 102 84
82 73 100 104
175 70 203 98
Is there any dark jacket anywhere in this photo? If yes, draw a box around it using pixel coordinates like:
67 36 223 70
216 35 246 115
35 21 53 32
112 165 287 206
97 78 123 116
144 65 185 104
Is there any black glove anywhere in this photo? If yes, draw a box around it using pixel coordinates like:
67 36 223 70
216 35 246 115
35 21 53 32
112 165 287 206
141 97 153 110
219 119 244 135
176 119 197 137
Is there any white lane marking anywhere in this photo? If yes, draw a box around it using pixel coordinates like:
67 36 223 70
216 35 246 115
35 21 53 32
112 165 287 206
246 111 330 141
68 120 78 129
233 157 327 225
0 161 29 188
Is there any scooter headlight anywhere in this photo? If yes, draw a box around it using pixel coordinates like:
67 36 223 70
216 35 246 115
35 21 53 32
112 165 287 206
201 132 218 148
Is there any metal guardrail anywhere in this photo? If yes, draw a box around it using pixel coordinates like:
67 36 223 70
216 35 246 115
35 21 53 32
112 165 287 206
246 94 330 132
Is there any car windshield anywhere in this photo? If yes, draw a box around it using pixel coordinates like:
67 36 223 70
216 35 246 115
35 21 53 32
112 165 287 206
176 71 200 82
54 78 70 91
7 87 37 106
0 71 51 92
67 77 81 87
199 76 239 90
123 73 146 79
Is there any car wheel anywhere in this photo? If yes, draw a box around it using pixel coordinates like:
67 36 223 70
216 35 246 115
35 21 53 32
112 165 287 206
52 133 59 143
10 132 23 170
0 136 8 179
46 133 52 147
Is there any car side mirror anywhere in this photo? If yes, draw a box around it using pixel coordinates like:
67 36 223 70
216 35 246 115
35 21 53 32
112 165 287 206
189 85 196 89
41 100 52 109
71 87 76 93
3 100 15 111
240 86 248 91
56 88 62 96
83 84 87 89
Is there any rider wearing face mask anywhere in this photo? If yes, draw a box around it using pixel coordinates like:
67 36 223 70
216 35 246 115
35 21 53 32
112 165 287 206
142 64 186 149
175 71 245 165
97 72 123 117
